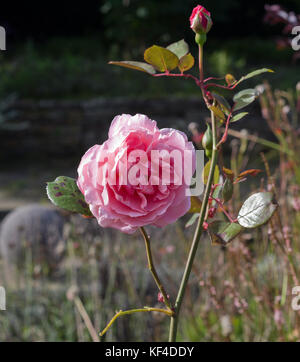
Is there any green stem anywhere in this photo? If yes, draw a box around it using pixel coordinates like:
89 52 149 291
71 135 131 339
168 109 218 342
139 227 173 311
100 307 173 337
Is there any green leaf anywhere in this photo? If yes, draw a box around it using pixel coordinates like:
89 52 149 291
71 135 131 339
237 192 278 228
213 184 222 199
236 169 262 182
211 92 231 115
222 178 233 203
109 61 156 75
185 213 200 228
223 167 234 182
231 112 249 123
144 45 179 72
46 176 93 217
209 105 226 122
189 196 202 213
208 221 243 245
166 39 189 59
236 68 274 85
202 160 220 185
178 53 194 72
233 88 258 111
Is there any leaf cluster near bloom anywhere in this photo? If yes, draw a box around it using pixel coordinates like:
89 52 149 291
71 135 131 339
46 176 93 218
109 36 273 130
186 163 277 245
47 32 276 242
109 39 194 74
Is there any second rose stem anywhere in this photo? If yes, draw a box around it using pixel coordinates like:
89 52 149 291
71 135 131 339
168 108 218 342
139 226 173 311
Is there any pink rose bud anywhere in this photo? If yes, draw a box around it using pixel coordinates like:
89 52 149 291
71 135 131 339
203 221 209 230
189 5 212 35
208 207 217 219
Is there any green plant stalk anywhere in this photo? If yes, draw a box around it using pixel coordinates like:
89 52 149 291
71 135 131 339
139 227 173 311
168 109 218 342
99 228 174 338
100 307 173 337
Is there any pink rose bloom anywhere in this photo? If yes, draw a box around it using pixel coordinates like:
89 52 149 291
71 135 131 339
189 5 212 34
77 114 195 234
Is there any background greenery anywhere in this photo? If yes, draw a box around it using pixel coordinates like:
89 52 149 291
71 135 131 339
0 0 299 99
0 0 300 342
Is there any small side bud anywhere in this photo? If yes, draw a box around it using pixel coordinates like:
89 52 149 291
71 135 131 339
208 207 217 218
225 74 236 86
158 292 170 303
203 221 209 230
202 123 213 152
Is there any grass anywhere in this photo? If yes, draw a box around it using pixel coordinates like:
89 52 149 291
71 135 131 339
1 117 300 341
1 189 299 342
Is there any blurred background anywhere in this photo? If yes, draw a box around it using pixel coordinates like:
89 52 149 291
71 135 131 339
0 0 300 341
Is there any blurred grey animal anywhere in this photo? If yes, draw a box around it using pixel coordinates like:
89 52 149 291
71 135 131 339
0 204 65 272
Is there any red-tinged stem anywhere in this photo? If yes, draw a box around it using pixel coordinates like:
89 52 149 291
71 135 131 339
203 76 224 83
211 197 235 223
205 82 239 91
196 44 213 108
216 106 235 148
199 44 204 82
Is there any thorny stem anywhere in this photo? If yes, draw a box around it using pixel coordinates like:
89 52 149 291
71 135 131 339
216 107 234 148
100 307 173 337
203 76 224 83
198 44 210 107
205 81 240 91
139 227 173 311
168 109 218 342
211 197 235 223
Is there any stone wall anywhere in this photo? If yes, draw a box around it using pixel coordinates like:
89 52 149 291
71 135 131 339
0 97 272 160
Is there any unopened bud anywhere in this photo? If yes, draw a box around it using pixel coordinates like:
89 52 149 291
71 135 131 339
203 221 209 230
157 292 169 303
190 5 212 36
208 207 217 218
202 123 213 152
